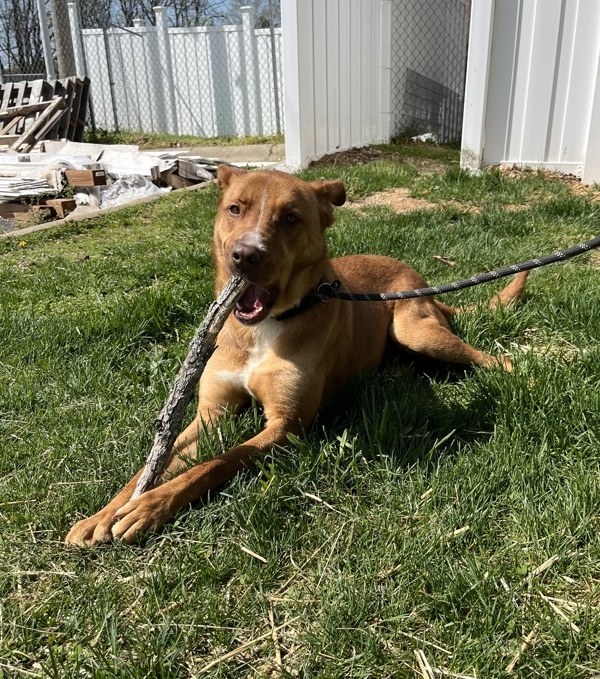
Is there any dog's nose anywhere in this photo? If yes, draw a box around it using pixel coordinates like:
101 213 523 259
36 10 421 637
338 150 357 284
231 242 263 274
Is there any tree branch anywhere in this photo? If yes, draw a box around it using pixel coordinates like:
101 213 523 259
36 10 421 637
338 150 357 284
130 275 248 500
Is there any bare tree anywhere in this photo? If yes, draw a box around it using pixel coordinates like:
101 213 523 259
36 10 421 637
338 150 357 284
225 0 279 27
78 0 113 29
0 0 44 77
169 0 228 26
0 0 275 81
114 0 154 26
109 0 227 27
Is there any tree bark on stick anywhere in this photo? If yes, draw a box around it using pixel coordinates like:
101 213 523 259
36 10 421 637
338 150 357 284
130 275 248 500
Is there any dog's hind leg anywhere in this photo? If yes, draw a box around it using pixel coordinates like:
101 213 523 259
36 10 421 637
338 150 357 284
390 300 513 371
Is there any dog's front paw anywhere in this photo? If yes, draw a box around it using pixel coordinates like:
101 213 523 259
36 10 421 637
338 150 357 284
111 490 174 544
65 510 118 547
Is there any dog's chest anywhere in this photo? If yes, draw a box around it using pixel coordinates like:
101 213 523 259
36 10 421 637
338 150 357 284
219 319 283 396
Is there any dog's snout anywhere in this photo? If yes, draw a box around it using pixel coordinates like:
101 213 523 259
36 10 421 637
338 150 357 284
231 241 264 274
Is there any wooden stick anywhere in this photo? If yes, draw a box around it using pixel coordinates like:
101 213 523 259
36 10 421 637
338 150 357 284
130 275 248 500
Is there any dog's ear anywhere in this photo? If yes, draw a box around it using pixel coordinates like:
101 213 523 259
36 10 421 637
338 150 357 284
310 180 346 207
217 165 247 192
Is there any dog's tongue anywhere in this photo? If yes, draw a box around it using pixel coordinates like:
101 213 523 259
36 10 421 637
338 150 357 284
235 284 272 322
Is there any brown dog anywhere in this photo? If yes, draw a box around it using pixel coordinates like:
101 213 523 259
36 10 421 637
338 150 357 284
66 167 527 546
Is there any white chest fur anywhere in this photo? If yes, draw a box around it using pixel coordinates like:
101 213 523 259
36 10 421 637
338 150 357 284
218 318 283 396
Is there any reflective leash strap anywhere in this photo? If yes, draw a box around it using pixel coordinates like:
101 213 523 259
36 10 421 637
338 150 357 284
317 234 600 302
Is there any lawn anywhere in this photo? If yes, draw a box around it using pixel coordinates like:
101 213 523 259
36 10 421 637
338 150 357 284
1 144 599 677
83 129 285 150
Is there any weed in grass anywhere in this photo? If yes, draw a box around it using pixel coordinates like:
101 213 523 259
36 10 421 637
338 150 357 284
1 145 599 677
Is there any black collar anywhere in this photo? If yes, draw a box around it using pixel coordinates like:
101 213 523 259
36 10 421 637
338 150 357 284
273 280 327 321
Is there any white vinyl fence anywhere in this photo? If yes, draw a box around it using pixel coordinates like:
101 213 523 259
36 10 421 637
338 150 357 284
461 0 600 184
282 0 392 169
65 0 471 166
79 6 283 138
281 0 471 168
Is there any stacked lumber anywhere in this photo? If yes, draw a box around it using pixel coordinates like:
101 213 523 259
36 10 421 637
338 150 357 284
0 202 31 221
0 77 90 152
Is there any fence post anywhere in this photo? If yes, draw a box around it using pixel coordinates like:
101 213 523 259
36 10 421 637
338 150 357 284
460 0 495 173
153 6 178 136
268 0 281 135
102 28 119 131
36 0 57 80
379 0 392 143
582 53 600 184
241 6 260 136
67 2 86 78
281 0 313 168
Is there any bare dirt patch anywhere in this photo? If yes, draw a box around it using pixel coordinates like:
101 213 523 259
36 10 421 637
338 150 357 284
348 187 480 215
313 149 600 216
350 187 428 213
309 146 449 174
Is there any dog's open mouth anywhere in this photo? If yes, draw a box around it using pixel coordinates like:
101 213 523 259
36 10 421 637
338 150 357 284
234 284 276 325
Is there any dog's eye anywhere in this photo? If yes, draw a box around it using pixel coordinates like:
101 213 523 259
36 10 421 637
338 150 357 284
284 213 299 225
228 205 240 216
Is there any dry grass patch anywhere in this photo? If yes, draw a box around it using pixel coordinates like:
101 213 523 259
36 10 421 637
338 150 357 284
348 186 481 216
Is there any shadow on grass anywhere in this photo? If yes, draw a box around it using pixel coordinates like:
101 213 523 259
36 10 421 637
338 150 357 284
309 351 500 473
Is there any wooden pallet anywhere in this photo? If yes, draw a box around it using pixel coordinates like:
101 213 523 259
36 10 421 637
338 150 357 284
0 77 89 151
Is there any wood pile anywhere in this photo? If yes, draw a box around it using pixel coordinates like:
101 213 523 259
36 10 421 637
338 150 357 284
155 154 227 189
0 77 90 152
0 138 262 230
0 197 77 222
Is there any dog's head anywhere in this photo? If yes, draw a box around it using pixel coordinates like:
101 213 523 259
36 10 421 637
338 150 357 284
214 166 345 325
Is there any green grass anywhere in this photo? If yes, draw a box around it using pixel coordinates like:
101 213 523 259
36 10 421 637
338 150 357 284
2 146 600 677
84 129 285 150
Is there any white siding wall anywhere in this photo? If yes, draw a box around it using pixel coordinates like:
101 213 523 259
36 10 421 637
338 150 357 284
462 0 600 183
282 0 391 168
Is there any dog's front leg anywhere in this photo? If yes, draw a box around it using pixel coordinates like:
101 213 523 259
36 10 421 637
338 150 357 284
63 416 210 547
65 398 247 547
109 368 323 544
110 417 295 543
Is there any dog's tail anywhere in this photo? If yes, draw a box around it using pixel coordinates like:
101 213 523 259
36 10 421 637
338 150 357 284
434 271 529 317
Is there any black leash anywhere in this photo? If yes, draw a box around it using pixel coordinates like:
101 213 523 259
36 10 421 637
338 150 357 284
316 234 600 302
